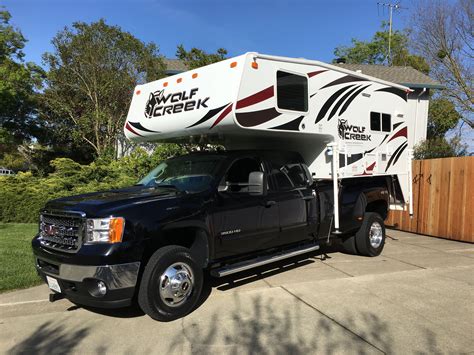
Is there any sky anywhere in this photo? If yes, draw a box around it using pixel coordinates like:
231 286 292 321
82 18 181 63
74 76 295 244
3 0 413 65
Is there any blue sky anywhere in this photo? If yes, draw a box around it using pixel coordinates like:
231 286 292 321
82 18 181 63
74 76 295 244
3 0 412 65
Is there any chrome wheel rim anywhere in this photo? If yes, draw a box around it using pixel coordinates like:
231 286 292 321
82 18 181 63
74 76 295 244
369 221 383 248
159 262 194 308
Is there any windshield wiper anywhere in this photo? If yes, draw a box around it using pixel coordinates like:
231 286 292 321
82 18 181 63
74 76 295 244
153 184 183 192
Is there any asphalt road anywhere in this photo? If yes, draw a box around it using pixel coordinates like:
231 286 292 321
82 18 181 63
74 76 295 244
1 230 473 354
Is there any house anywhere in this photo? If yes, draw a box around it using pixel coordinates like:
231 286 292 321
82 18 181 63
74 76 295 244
162 58 443 147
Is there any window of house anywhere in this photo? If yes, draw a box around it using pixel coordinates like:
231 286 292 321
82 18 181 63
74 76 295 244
276 71 308 112
370 112 391 132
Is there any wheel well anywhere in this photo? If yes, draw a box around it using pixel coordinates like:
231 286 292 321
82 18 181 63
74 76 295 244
162 227 210 268
365 200 388 220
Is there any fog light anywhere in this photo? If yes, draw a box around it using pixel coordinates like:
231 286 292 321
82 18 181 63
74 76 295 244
97 281 107 296
85 278 108 297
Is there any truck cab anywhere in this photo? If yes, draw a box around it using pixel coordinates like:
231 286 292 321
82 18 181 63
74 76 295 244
33 149 389 321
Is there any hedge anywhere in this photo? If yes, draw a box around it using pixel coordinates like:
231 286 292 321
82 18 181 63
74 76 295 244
0 145 187 223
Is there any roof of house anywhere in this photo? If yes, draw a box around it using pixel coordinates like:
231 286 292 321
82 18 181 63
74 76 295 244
163 58 188 75
162 58 443 89
333 63 443 89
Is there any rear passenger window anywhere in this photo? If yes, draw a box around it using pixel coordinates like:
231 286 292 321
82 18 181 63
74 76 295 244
269 162 308 190
276 71 308 112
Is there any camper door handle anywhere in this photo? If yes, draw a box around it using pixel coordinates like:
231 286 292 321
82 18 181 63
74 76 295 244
265 200 276 208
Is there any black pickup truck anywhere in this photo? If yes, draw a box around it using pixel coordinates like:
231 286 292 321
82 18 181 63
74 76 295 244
32 150 390 321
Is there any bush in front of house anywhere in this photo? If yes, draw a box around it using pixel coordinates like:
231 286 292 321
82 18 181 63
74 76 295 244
0 145 188 223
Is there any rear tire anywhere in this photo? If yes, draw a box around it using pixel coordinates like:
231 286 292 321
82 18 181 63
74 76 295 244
138 246 203 321
355 212 385 257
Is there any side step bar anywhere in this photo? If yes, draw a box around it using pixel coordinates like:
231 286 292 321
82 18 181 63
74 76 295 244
211 243 320 278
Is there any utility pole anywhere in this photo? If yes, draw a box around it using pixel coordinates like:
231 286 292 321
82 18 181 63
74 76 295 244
377 2 406 65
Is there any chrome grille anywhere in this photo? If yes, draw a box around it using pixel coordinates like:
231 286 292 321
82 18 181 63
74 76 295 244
39 211 84 253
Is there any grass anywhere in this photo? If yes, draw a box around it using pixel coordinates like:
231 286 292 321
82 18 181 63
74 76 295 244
0 223 42 293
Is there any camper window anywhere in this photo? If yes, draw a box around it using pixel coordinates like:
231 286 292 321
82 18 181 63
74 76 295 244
370 112 391 133
276 71 308 112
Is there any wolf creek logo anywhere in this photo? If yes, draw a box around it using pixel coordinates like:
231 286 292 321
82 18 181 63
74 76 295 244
338 119 371 141
144 88 209 118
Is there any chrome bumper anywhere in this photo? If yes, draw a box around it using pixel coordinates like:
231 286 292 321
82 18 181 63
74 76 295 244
35 257 140 290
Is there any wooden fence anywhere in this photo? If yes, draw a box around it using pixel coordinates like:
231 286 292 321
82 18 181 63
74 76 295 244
386 156 474 243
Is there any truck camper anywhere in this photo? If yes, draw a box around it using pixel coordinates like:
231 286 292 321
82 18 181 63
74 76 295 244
33 53 414 321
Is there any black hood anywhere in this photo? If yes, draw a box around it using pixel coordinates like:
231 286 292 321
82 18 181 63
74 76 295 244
45 185 181 217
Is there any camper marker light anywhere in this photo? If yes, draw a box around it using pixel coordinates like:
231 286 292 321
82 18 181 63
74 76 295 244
192 73 198 79
177 78 182 83
230 61 237 68
136 90 141 95
163 82 168 87
251 61 259 69
85 217 125 244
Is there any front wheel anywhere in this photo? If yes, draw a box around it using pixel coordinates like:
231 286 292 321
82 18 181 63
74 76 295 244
354 212 386 257
138 246 203 321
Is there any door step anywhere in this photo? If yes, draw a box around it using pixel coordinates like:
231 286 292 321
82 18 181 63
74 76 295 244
211 243 320 278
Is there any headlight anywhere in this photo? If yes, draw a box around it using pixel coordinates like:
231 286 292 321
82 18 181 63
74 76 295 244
85 217 125 244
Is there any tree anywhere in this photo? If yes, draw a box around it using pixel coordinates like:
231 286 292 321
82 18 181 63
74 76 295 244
413 136 467 159
176 45 227 70
410 0 473 128
0 9 44 145
333 23 430 73
426 98 461 139
42 19 166 158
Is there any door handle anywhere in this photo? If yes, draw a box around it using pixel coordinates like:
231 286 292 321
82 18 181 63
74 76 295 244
265 200 276 208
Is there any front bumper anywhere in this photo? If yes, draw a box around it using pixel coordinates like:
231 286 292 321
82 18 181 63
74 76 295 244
35 256 140 308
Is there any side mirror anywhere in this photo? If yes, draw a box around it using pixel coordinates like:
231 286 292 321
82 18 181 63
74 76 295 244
248 171 267 196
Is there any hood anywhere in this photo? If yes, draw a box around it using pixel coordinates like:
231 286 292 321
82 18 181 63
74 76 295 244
45 185 181 217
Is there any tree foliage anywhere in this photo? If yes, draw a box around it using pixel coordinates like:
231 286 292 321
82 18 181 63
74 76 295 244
427 98 461 139
413 135 467 160
0 9 44 144
410 0 473 127
333 23 430 73
176 45 227 70
42 19 166 159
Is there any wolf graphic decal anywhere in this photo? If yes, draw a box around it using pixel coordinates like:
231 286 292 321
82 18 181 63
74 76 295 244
144 90 164 118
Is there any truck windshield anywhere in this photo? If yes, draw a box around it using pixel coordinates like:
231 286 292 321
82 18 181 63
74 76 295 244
138 155 225 193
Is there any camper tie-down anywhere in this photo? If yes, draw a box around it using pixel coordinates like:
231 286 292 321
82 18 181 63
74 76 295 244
32 53 415 321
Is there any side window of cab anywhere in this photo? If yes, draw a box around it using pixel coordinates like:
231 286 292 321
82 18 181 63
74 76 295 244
221 157 262 193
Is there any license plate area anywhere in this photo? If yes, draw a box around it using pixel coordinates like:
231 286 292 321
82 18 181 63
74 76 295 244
46 275 61 293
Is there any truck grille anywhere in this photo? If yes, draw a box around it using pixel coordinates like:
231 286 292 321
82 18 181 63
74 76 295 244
39 211 84 253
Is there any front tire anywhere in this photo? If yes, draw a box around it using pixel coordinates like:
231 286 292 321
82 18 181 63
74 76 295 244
138 246 203 321
355 212 386 257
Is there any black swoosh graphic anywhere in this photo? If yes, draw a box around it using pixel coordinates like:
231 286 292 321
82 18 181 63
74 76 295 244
385 142 408 172
320 75 368 90
393 122 403 130
328 85 362 120
392 142 408 166
186 103 229 128
315 85 356 123
376 87 407 102
128 122 160 133
339 84 371 115
236 107 281 127
270 115 304 131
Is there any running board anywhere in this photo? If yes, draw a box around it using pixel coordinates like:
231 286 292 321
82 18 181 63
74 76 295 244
211 243 320 278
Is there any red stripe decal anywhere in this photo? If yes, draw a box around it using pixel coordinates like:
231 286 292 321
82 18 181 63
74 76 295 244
388 127 407 143
366 162 376 171
308 70 328 78
125 122 143 137
210 104 233 129
236 86 274 109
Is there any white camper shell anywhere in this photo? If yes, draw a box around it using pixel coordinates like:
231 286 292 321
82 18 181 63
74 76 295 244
125 53 414 217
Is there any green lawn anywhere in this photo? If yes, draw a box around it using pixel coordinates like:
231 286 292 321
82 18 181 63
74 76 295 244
0 223 42 293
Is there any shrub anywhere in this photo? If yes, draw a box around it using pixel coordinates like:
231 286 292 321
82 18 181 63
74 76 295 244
0 144 187 223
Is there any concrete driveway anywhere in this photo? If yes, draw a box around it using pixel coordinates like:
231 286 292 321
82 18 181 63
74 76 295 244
1 230 473 354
